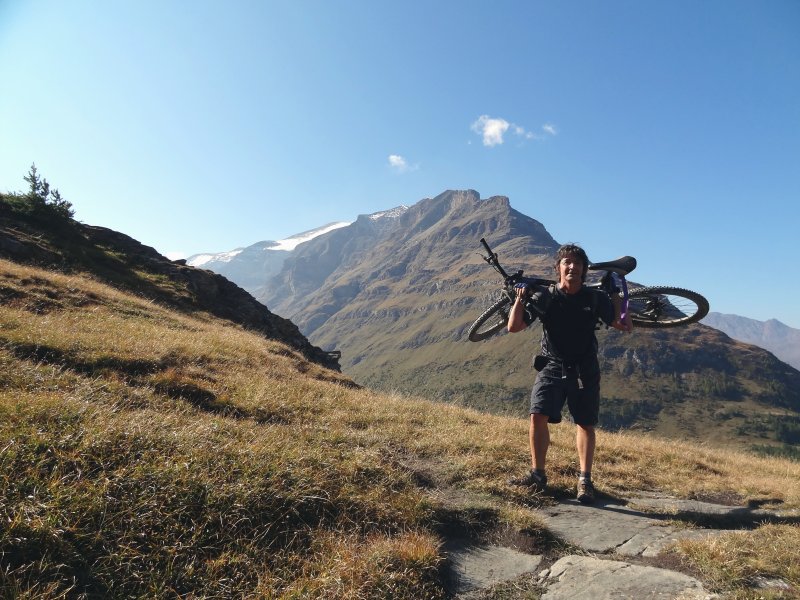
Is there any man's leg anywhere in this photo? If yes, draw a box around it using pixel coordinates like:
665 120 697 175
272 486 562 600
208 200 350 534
576 424 595 473
509 413 550 489
531 413 550 471
510 375 560 489
576 424 596 503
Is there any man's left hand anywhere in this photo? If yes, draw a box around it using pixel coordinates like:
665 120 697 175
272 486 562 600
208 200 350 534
612 315 633 332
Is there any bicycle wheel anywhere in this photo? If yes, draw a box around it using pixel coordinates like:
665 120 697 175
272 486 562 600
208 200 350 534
467 296 511 341
627 286 709 328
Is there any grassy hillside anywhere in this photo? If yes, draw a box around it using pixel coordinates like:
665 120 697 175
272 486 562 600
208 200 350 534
2 257 799 598
0 194 337 370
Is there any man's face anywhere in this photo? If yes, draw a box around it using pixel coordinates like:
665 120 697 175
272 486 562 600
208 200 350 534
558 253 585 287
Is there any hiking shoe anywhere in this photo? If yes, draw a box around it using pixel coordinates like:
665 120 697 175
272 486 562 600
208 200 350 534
577 479 595 504
509 470 547 491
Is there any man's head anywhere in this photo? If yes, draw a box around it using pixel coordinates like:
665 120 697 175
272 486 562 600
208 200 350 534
554 243 589 287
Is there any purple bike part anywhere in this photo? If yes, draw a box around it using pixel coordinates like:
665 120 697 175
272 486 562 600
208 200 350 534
615 273 629 322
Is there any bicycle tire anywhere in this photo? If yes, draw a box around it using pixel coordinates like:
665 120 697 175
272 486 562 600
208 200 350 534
627 286 709 328
467 296 511 341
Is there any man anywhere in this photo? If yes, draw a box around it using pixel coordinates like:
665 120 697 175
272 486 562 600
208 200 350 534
507 243 632 504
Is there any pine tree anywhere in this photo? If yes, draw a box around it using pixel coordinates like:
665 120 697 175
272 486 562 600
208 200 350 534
49 188 74 218
21 163 74 218
23 163 47 204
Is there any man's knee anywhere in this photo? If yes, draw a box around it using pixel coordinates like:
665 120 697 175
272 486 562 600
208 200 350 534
532 413 550 426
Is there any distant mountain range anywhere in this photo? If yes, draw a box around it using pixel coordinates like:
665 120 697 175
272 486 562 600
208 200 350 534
187 221 352 296
701 313 800 370
188 197 800 374
185 189 800 454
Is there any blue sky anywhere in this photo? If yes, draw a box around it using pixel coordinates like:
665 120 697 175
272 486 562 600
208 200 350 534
1 1 799 327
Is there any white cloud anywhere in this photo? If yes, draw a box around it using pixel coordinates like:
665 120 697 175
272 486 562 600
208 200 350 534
471 115 548 146
388 154 407 170
471 115 511 147
542 123 558 136
388 154 418 173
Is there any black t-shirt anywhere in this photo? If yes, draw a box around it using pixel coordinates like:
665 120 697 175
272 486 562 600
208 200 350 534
533 285 614 363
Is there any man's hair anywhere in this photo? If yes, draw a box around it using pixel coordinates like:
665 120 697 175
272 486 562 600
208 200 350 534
554 243 590 282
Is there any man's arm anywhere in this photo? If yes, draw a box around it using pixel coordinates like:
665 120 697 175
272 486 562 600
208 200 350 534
610 292 633 332
507 286 529 333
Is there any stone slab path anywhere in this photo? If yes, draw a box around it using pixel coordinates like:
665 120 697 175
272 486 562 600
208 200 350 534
539 497 733 558
445 493 795 598
445 541 543 597
539 555 713 599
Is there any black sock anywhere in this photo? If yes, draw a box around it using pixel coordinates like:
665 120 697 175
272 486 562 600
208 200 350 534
579 471 591 482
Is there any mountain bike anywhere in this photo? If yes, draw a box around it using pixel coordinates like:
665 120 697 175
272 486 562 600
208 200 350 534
467 238 709 342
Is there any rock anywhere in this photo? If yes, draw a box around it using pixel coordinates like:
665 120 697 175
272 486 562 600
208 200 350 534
539 498 738 557
539 555 717 599
445 542 542 596
442 492 791 598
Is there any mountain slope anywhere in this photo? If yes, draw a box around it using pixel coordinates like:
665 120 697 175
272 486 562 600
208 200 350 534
252 190 800 455
261 190 558 331
702 312 800 370
1 243 799 600
0 195 338 370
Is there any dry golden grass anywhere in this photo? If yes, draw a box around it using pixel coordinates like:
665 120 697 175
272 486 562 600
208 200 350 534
1 257 799 598
671 524 800 599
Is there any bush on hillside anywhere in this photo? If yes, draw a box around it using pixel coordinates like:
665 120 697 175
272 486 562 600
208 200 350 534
2 163 74 220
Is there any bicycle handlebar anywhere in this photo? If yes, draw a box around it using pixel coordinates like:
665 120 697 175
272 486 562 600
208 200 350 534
479 237 510 279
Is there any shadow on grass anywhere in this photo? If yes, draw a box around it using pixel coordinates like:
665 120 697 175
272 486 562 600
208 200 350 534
5 340 169 377
0 521 109 598
4 340 294 424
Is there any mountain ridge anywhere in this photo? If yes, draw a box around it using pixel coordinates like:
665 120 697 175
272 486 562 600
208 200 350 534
187 220 353 268
702 311 800 370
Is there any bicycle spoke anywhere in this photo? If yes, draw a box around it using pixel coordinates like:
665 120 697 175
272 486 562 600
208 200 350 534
628 286 708 328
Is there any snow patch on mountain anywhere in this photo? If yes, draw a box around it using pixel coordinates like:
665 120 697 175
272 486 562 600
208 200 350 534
187 222 351 267
189 249 244 267
368 205 408 221
269 222 351 251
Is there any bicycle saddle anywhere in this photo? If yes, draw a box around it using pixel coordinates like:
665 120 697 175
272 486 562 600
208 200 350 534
588 256 637 275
